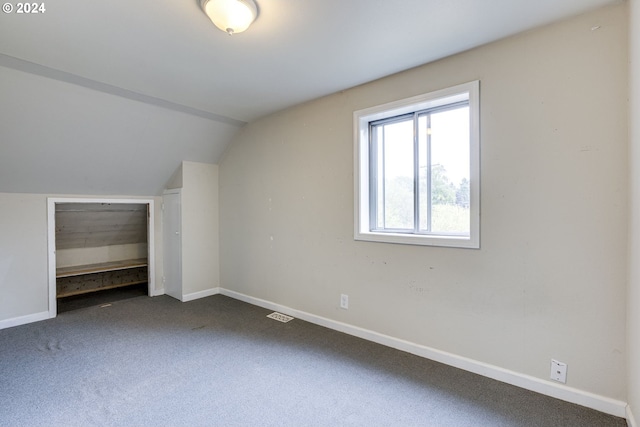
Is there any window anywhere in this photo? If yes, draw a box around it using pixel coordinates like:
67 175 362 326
354 81 479 248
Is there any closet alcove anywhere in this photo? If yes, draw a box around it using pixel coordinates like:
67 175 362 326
51 201 153 311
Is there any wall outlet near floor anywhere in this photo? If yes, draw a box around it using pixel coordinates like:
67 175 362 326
340 294 349 309
550 359 567 383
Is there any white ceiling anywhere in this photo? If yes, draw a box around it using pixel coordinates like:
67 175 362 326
0 0 620 195
0 0 619 123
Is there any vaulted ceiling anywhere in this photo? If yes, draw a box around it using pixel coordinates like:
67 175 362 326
0 0 620 195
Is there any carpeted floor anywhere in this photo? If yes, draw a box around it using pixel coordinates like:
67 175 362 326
0 294 628 427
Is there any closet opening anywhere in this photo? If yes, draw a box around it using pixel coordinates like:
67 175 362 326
47 198 155 317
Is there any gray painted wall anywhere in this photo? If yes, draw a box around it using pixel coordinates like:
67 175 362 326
220 4 628 401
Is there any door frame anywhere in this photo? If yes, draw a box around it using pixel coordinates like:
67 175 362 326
47 197 156 319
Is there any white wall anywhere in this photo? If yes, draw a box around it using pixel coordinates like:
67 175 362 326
0 193 164 327
628 0 640 423
0 193 49 321
220 3 628 403
180 161 220 296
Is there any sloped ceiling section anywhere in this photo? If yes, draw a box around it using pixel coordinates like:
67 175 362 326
0 66 239 196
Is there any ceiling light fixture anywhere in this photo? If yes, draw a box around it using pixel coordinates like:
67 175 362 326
200 0 258 35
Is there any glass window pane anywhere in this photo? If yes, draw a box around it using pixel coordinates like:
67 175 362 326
373 126 384 229
429 106 470 234
417 115 429 231
377 119 414 230
356 81 479 247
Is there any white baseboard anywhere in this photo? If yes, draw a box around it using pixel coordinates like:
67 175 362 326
1 289 629 420
219 288 628 419
150 287 165 297
0 310 51 330
181 287 220 302
628 405 637 427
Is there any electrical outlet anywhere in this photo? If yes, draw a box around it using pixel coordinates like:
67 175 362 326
340 294 349 309
550 359 567 383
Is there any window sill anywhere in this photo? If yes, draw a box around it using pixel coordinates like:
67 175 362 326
354 230 479 249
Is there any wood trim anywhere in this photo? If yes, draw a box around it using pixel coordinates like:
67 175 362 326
56 258 148 278
56 280 147 298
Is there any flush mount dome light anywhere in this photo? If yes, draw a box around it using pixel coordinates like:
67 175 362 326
200 0 258 35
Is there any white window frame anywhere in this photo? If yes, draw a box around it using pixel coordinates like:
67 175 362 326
353 81 480 248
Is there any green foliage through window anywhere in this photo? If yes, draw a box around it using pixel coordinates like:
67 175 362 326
370 104 470 236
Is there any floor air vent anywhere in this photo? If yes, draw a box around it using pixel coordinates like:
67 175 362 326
267 312 294 323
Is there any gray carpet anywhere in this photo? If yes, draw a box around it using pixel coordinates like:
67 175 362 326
0 294 627 427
